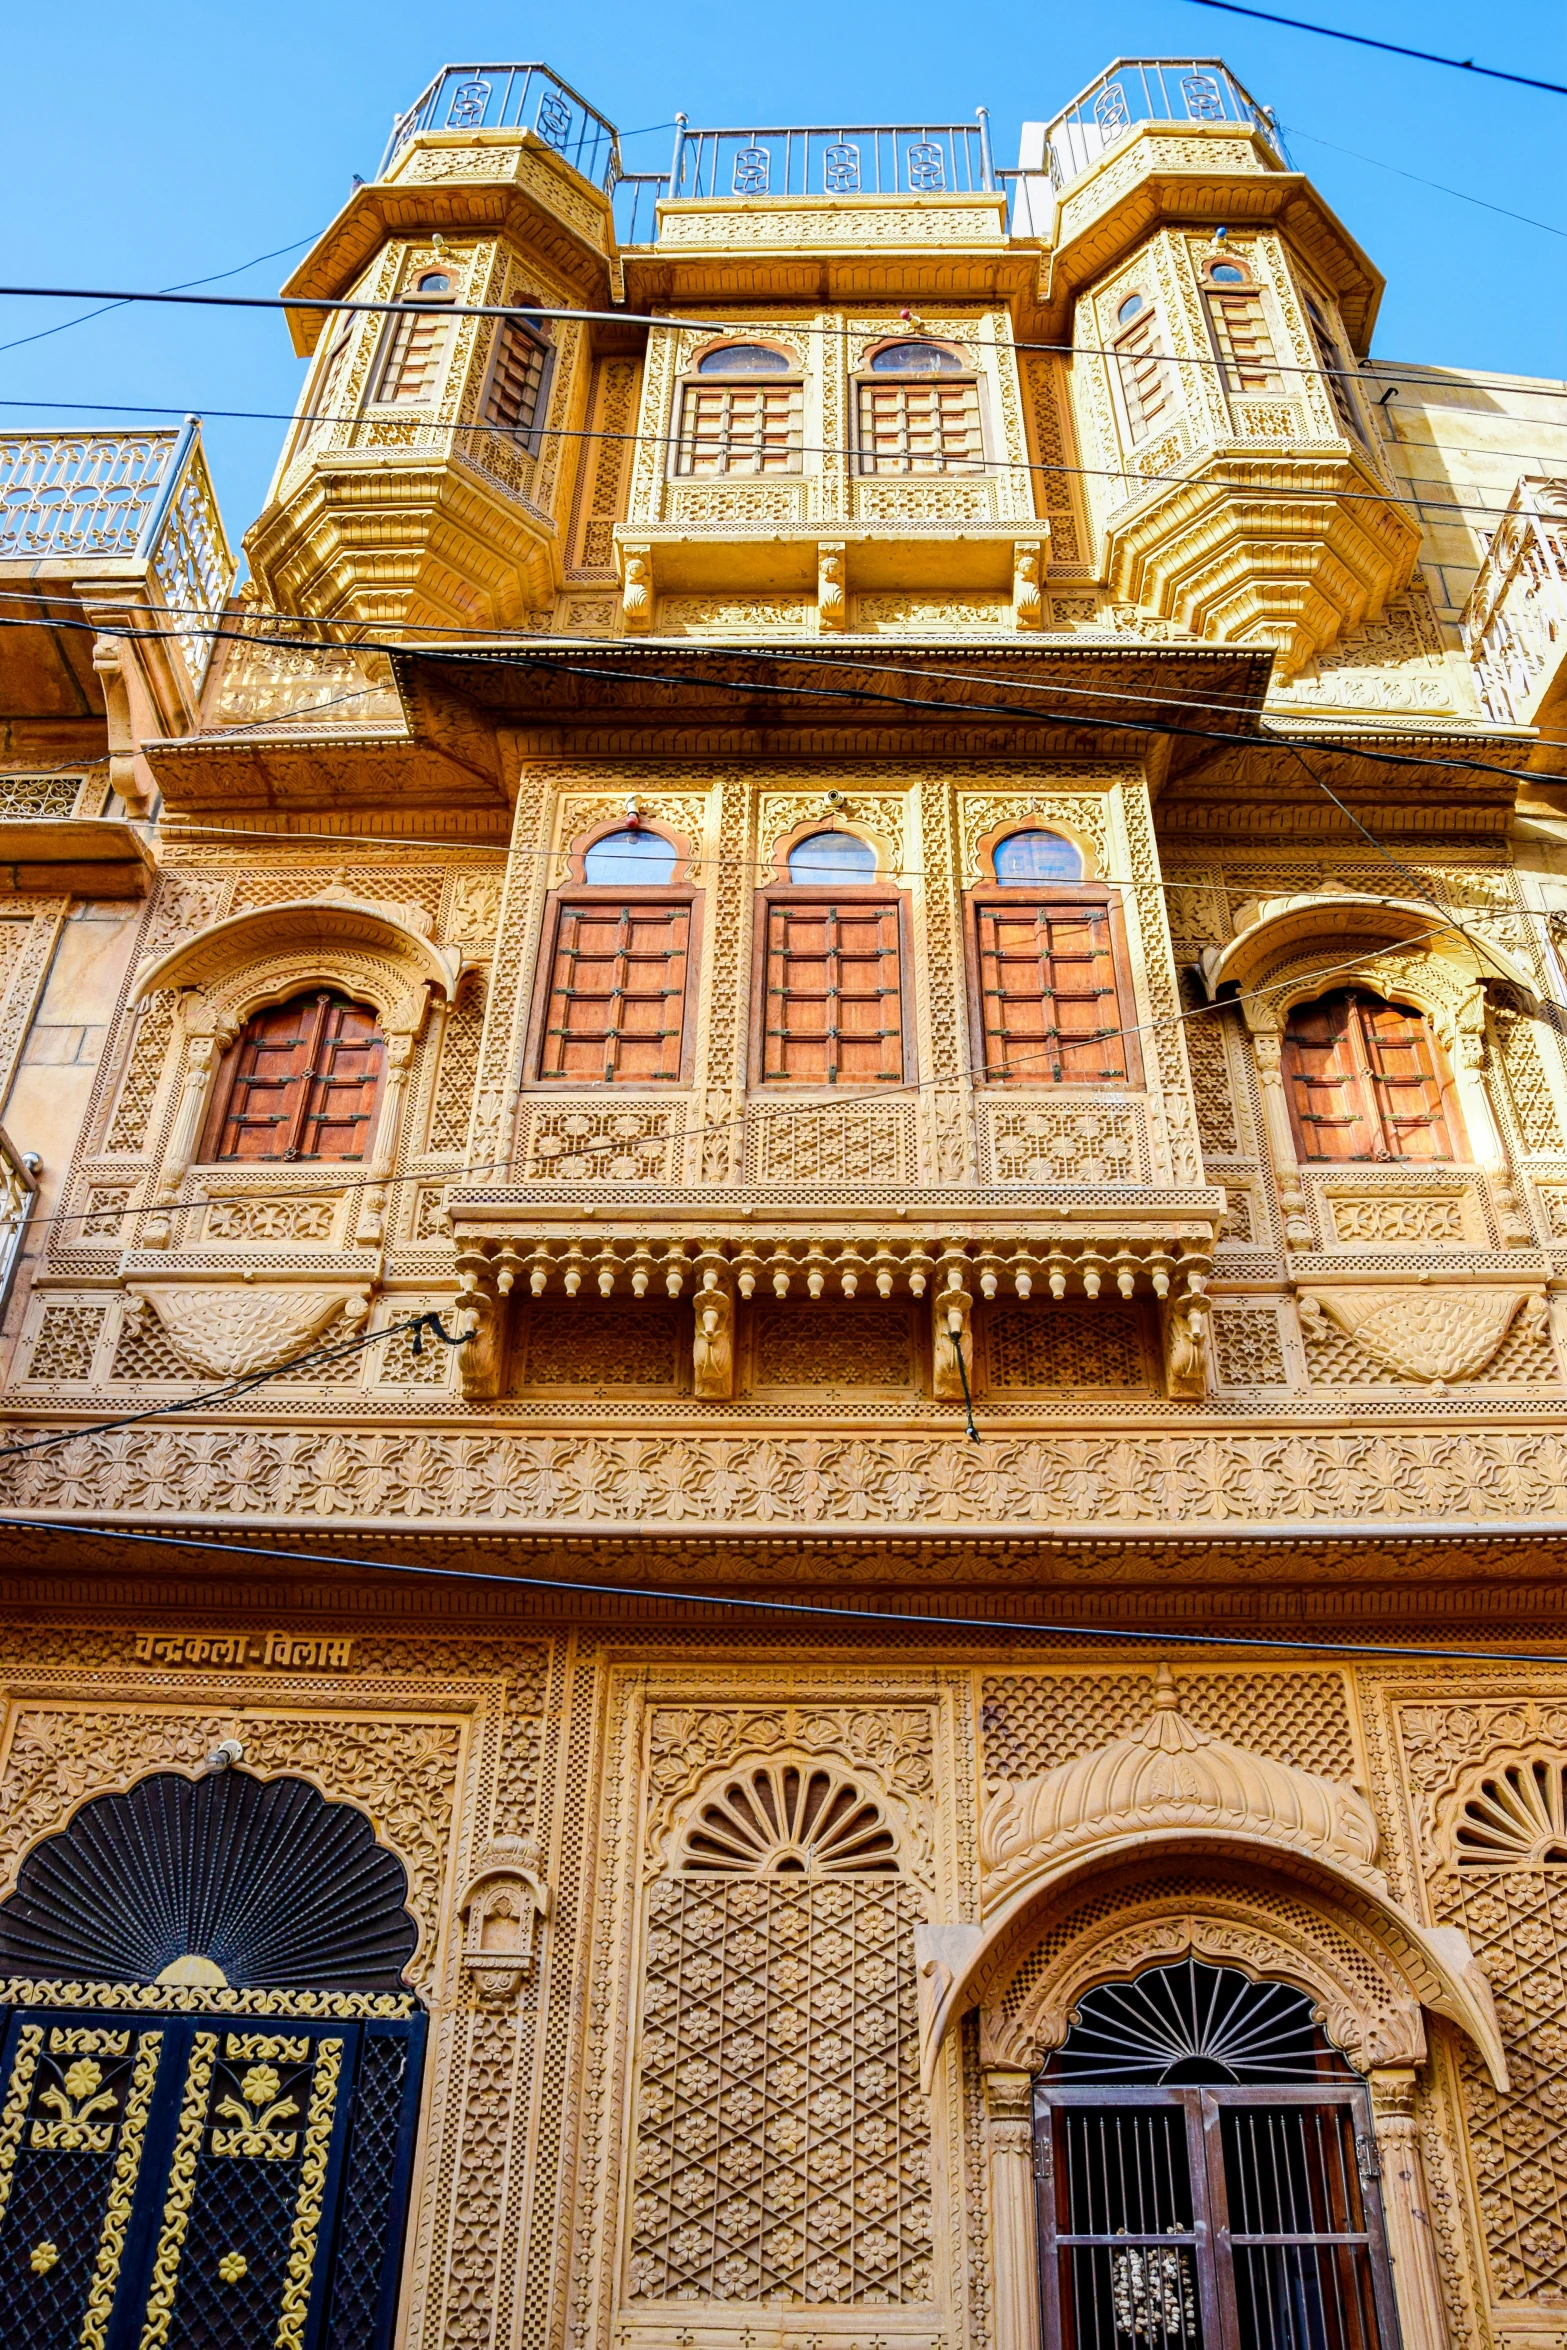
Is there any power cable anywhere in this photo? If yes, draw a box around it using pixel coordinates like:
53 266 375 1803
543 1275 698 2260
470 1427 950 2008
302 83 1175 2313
2 1514 1567 1667
0 1309 468 1465
1282 121 1567 240
1173 0 1567 97
3 283 1566 404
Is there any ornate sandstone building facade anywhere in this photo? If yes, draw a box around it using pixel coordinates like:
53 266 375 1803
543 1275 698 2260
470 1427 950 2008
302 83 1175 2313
1 54 1567 2350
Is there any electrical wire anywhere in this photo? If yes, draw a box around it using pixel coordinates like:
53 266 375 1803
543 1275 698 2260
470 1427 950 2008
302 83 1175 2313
0 1309 468 1464
2 1513 1567 1667
1173 0 1567 98
3 282 1567 405
1282 122 1567 241
0 230 327 360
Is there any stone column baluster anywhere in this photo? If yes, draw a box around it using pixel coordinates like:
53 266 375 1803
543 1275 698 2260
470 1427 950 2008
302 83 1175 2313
1368 2067 1450 2350
983 2066 1043 2350
1246 1016 1314 1246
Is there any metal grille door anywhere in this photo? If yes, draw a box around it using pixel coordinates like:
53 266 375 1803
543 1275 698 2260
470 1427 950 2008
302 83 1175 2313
1035 2086 1398 2350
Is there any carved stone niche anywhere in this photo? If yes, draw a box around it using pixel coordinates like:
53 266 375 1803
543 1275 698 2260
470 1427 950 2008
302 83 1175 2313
456 1836 548 2007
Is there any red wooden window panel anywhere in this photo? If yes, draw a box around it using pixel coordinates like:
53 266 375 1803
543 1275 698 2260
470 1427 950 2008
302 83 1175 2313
541 901 690 1083
209 991 386 1163
974 899 1128 1083
763 899 905 1085
1283 988 1458 1161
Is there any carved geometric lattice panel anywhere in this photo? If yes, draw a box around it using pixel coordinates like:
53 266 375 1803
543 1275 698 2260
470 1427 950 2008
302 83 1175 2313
979 1102 1144 1184
749 1303 916 1392
516 1302 684 1392
1211 1305 1288 1390
23 1303 106 1384
980 1670 1357 1784
628 1879 932 2304
518 1103 685 1185
983 1303 1152 1392
744 1102 916 1187
426 975 486 1154
1432 1868 1567 2299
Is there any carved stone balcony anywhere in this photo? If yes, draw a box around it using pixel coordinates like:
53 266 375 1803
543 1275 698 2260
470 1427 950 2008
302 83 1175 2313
445 1187 1225 1403
1102 447 1421 677
1462 475 1567 756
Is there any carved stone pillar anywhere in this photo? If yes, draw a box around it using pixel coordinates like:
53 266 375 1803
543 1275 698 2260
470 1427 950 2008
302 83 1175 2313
1369 2068 1449 2350
1012 538 1045 630
152 1022 228 1211
984 2067 1043 2350
1247 1019 1313 1246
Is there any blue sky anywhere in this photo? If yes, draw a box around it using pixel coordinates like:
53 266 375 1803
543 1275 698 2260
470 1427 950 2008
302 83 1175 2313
4 0 1563 547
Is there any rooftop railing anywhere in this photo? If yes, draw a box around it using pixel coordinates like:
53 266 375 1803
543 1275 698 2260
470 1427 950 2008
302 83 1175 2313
381 64 621 188
666 115 995 205
1462 476 1567 725
1038 58 1286 189
0 419 235 693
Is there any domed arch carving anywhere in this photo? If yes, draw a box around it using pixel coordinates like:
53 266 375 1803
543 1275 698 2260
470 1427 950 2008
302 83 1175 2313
913 1673 1505 2091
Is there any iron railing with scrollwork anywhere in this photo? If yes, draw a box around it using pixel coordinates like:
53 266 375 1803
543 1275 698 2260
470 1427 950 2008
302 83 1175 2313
1039 58 1287 189
666 114 995 204
1462 476 1567 725
381 63 621 189
0 419 235 693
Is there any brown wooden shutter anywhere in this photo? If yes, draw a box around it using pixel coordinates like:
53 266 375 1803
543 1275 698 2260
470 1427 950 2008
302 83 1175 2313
677 382 802 475
482 320 549 437
1283 989 1455 1161
1114 312 1177 442
541 901 690 1083
1205 289 1281 391
211 992 385 1163
376 304 451 403
856 379 983 474
763 901 904 1084
975 900 1126 1083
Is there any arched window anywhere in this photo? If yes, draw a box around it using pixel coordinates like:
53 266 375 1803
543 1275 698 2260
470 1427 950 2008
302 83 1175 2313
1202 255 1282 395
858 340 983 475
375 267 456 403
582 826 679 886
537 829 694 1083
481 307 552 443
1283 987 1459 1161
786 829 878 883
205 989 386 1163
1117 292 1146 326
1034 1959 1399 2349
677 343 802 476
993 829 1083 884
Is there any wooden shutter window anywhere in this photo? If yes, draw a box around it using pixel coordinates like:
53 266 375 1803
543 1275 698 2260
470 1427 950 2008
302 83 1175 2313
677 381 802 475
483 319 550 438
1114 310 1177 443
209 991 386 1163
305 329 351 446
763 900 905 1085
856 378 983 475
1283 988 1457 1161
1205 288 1281 391
1304 292 1366 442
541 901 690 1083
376 302 452 404
975 899 1128 1084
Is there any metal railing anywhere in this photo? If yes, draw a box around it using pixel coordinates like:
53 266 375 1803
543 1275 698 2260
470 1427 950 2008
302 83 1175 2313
613 172 671 248
0 419 236 693
1040 59 1286 189
666 113 995 202
1462 476 1567 725
381 63 621 189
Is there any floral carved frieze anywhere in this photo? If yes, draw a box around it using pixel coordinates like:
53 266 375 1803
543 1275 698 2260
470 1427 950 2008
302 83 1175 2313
128 1284 371 1379
14 1422 1567 1531
1298 1286 1544 1385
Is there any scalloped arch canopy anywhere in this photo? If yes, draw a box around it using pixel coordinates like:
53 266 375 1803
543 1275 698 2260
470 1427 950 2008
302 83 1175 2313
132 895 460 1030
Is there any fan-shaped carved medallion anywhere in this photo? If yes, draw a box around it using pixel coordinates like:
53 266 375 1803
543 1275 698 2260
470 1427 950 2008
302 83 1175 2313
1455 1758 1567 1867
679 1761 898 1875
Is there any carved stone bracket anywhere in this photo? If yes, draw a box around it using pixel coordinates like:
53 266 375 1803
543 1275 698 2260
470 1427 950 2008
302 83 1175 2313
456 1836 548 2008
127 1281 372 1379
1298 1283 1546 1385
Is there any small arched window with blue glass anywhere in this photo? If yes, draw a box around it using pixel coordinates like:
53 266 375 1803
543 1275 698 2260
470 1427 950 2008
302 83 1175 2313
757 830 909 1087
968 829 1139 1087
537 826 694 1085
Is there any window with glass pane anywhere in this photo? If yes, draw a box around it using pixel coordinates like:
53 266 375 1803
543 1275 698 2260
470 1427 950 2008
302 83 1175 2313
376 272 454 404
1114 307 1177 443
676 362 802 476
763 901 904 1084
483 317 551 438
787 831 879 884
583 828 679 887
207 991 386 1162
1204 284 1281 392
1034 1961 1398 2350
541 903 690 1082
993 830 1083 884
1283 988 1458 1161
974 899 1127 1082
